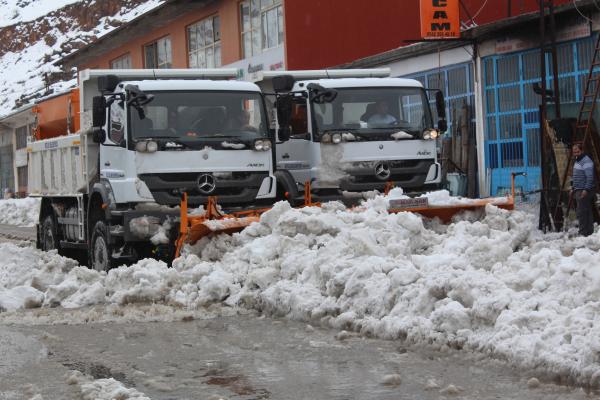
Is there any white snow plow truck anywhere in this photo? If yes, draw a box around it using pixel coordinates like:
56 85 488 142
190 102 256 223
30 69 275 270
257 69 447 204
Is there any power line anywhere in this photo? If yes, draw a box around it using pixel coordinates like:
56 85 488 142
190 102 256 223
469 0 491 22
573 0 594 23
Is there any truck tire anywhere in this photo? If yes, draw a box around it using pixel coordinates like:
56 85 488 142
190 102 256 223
40 215 59 252
90 220 117 272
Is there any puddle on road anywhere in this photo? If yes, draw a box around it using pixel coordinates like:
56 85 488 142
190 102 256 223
4 312 597 400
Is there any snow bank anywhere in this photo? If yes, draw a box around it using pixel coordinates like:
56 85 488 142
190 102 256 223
1 196 600 386
0 197 40 226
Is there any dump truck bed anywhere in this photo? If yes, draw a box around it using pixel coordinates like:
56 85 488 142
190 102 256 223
28 131 98 196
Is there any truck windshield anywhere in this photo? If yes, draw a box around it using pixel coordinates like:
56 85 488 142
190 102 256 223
311 87 433 141
129 91 268 142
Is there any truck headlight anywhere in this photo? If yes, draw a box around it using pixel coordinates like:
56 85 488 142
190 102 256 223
135 140 158 152
135 141 147 152
422 129 438 140
253 139 271 151
321 133 332 143
262 139 272 151
332 133 342 144
146 140 158 152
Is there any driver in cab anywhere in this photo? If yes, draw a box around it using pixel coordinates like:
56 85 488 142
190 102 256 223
367 101 397 127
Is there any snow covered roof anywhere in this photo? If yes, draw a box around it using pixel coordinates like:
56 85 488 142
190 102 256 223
0 103 34 123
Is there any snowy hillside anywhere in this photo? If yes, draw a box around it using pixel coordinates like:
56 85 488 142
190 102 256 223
0 0 164 117
0 0 81 27
1 193 600 387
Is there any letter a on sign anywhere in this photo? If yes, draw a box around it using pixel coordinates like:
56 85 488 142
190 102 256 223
420 0 460 40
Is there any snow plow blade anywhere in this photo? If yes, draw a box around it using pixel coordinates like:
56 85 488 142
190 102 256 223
175 175 522 256
387 172 522 222
175 194 269 257
388 197 514 223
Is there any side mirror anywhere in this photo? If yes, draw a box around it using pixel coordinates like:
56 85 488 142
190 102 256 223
273 75 295 93
307 83 338 104
437 119 448 133
276 94 293 142
92 96 106 128
97 75 120 93
435 91 446 119
91 127 106 144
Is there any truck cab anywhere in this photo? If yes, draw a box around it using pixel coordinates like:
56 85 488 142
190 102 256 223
31 69 276 270
95 76 275 208
258 69 446 203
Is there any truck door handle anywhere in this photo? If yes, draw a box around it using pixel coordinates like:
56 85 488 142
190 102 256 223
282 153 290 159
104 162 111 166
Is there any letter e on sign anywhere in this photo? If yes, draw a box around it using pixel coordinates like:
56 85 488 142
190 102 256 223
420 0 460 40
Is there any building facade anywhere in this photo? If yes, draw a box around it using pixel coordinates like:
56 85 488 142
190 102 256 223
61 0 573 80
0 105 34 196
1 0 588 196
344 1 599 196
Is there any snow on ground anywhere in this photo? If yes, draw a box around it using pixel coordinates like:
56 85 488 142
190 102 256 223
1 193 600 386
0 197 40 226
67 370 150 400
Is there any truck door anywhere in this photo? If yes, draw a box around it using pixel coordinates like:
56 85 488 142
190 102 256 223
277 97 314 185
100 101 130 181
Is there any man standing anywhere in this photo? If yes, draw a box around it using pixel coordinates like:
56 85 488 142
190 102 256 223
572 143 596 236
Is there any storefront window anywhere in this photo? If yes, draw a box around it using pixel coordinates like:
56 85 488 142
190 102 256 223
110 54 131 69
240 0 283 58
188 15 221 68
144 36 172 69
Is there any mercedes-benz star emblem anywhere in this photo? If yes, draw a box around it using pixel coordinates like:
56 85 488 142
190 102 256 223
197 174 216 195
374 162 391 181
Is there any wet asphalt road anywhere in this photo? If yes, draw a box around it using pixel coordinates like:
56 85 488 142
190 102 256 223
0 309 597 400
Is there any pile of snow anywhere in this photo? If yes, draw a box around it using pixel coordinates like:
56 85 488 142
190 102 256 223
1 193 600 386
0 197 40 226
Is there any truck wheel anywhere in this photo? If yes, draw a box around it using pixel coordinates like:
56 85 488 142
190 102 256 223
90 220 116 272
40 215 59 251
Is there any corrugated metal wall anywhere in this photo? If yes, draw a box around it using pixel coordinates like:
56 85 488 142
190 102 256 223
483 34 599 195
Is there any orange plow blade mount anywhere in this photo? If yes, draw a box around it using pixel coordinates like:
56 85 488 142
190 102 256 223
175 194 269 257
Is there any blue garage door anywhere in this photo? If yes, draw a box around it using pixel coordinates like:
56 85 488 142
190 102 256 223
483 35 598 195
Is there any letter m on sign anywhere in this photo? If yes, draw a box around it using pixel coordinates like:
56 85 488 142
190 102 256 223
420 0 460 40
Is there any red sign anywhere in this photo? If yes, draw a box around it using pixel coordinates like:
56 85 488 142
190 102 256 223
420 0 460 40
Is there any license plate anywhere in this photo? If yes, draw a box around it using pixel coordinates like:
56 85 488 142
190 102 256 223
389 197 429 209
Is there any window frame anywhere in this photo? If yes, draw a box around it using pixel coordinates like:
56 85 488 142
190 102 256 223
239 0 283 59
110 53 132 69
143 36 172 69
15 125 29 150
187 14 222 68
